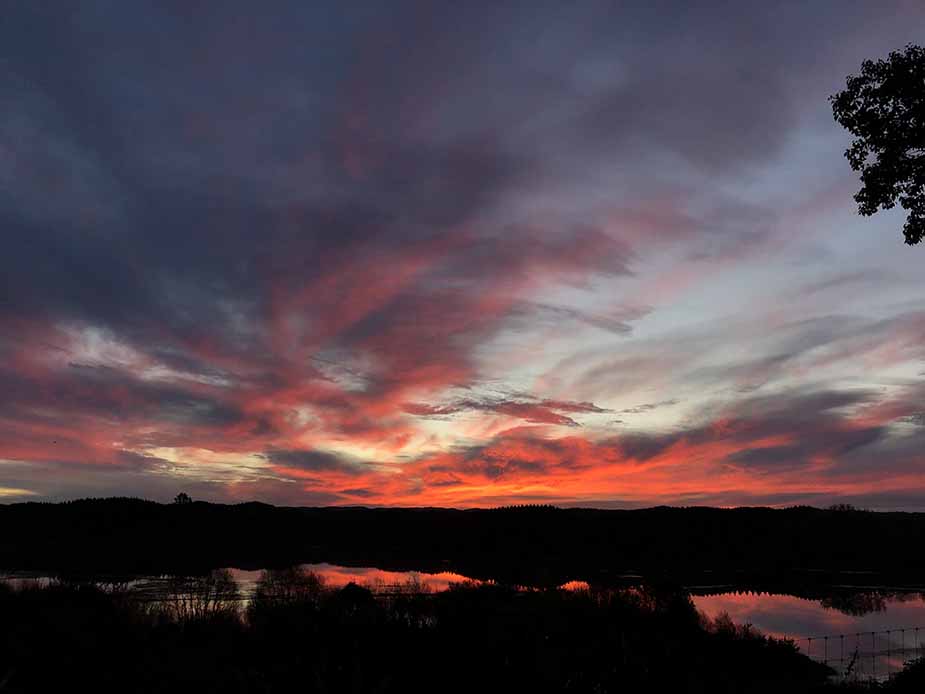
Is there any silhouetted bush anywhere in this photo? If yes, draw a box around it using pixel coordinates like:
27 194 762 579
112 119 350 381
5 572 925 693
155 569 242 624
0 569 852 694
887 657 925 692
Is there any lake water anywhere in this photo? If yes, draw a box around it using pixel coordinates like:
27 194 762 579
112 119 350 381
5 564 925 679
273 566 925 678
225 563 481 594
692 590 925 679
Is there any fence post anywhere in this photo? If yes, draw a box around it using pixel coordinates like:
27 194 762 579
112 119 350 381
858 633 863 679
859 632 864 678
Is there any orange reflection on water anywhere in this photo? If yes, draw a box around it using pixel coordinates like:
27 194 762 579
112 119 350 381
227 564 479 594
302 563 479 591
693 592 925 641
229 566 596 595
559 580 591 591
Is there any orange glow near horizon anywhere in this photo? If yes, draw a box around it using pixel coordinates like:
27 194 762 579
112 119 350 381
4 3 925 509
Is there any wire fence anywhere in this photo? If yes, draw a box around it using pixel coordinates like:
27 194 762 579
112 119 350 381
5 573 925 680
796 626 925 680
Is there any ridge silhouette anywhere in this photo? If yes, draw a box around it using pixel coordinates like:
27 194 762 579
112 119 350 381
2 499 924 583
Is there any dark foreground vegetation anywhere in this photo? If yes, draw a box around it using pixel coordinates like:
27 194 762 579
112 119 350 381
3 499 925 585
8 570 922 694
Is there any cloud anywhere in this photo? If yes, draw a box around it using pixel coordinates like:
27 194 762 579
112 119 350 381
725 446 820 472
620 399 680 414
264 449 366 476
512 302 651 336
2 1 925 508
403 395 610 427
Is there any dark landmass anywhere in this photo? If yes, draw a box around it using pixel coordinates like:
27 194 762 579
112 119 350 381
0 571 880 694
2 570 923 693
3 498 925 586
4 500 925 692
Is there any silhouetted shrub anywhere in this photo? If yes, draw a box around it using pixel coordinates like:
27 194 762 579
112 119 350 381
4 575 922 693
157 569 241 624
888 657 925 692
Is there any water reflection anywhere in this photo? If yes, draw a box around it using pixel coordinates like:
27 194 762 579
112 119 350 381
228 563 481 595
692 591 925 679
226 565 593 594
692 592 925 640
4 563 924 679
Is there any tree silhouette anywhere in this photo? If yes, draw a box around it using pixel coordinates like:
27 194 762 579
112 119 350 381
831 44 925 245
173 492 192 505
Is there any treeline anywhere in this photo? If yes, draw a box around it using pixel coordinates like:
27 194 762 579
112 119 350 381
0 571 850 693
2 499 925 583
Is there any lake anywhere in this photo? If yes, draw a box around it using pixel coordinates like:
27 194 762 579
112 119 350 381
5 563 925 679
693 589 925 678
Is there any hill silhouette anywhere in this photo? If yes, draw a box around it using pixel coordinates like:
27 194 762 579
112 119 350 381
2 499 924 585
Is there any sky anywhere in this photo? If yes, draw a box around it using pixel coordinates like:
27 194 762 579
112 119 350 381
2 1 925 509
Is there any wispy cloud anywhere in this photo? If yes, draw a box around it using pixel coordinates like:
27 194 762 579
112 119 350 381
2 1 925 507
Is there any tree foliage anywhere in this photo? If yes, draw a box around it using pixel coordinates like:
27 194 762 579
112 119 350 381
831 44 925 244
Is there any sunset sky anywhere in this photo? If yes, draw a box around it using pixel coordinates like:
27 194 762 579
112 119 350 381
2 2 925 509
